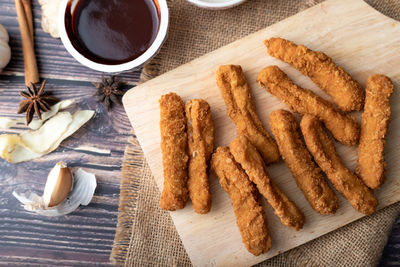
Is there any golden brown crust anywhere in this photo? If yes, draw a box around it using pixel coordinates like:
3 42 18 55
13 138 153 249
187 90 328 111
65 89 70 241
229 135 305 230
265 37 364 112
356 74 394 189
185 99 214 214
159 93 189 211
301 115 378 214
257 65 359 146
269 110 339 214
211 147 271 256
216 65 280 164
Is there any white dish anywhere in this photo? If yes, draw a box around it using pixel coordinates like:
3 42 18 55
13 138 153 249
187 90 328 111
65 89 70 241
186 0 247 10
58 0 169 73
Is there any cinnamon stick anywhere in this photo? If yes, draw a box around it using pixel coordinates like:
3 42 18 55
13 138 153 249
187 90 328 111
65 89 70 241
21 0 34 41
15 0 39 86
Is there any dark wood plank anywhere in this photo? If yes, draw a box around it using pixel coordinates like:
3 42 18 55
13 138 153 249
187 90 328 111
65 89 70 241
380 216 400 266
0 0 142 83
0 66 140 265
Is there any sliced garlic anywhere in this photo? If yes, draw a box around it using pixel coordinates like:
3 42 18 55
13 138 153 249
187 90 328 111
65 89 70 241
43 162 73 207
28 99 75 130
0 117 24 129
0 109 94 163
0 99 75 130
46 110 95 153
21 112 72 154
13 167 97 216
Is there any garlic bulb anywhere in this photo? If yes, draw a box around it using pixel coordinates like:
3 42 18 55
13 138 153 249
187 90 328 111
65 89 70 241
43 162 73 207
0 24 11 72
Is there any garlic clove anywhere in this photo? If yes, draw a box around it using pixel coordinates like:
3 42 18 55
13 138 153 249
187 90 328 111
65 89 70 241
42 162 73 207
13 167 96 216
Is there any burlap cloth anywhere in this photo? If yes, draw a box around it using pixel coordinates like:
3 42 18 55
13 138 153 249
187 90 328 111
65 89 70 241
111 0 400 266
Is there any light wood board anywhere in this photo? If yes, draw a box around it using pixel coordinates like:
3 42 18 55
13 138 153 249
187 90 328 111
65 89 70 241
123 0 400 266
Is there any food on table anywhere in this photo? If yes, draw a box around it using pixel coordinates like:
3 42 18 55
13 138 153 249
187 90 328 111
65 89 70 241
159 93 189 211
0 24 11 72
211 147 271 256
38 0 62 38
0 99 75 130
0 110 94 163
27 99 75 130
21 112 72 154
264 37 364 112
269 109 338 214
356 74 394 189
229 135 305 230
300 115 378 214
13 163 97 216
18 80 58 124
93 76 125 111
43 162 73 207
15 0 39 86
65 0 160 65
216 64 280 164
185 99 214 214
257 66 359 146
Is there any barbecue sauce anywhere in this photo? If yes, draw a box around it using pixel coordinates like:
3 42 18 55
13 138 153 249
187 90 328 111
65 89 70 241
65 0 160 65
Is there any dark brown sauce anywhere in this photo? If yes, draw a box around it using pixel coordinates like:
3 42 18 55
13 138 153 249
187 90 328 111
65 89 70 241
65 0 160 65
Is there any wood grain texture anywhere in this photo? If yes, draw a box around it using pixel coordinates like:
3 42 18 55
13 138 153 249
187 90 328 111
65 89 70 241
380 216 400 266
123 0 400 266
0 0 141 265
0 75 139 266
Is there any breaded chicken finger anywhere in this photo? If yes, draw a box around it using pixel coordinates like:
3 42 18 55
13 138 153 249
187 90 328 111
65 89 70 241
159 93 189 211
301 115 378 214
230 135 305 230
357 74 394 189
185 99 214 214
258 66 360 146
265 37 364 111
216 65 280 164
270 110 338 214
211 147 271 256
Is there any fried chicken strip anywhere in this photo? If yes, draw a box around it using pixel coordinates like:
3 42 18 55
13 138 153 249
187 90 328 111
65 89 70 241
257 66 360 146
159 93 189 211
265 37 364 112
211 147 271 256
356 74 394 189
216 65 280 164
185 99 214 214
269 110 338 214
301 115 377 214
230 135 305 230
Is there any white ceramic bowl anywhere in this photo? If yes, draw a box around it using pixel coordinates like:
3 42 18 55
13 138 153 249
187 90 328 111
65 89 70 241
58 0 169 73
186 0 247 10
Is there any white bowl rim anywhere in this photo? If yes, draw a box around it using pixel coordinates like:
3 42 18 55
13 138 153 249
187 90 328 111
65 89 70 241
186 0 246 8
58 0 169 73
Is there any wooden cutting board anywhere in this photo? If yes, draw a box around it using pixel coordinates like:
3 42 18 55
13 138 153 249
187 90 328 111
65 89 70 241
123 0 400 266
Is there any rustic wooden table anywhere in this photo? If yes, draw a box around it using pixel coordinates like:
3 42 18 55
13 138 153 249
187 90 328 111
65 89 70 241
0 1 399 266
0 1 141 265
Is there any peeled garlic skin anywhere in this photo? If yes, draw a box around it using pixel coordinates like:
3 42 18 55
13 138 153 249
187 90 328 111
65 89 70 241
43 162 73 207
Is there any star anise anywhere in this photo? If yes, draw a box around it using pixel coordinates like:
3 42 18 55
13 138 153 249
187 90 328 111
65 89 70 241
93 76 125 111
17 80 58 124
